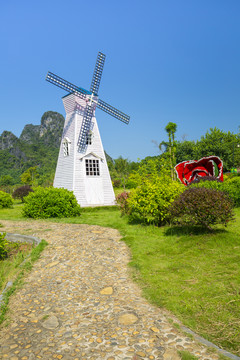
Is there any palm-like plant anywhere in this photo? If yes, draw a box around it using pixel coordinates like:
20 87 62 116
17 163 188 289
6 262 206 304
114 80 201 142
162 122 177 180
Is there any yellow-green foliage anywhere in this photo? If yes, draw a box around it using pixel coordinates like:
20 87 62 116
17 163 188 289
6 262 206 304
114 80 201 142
23 187 81 219
0 232 8 259
125 173 142 189
127 175 184 225
0 191 13 209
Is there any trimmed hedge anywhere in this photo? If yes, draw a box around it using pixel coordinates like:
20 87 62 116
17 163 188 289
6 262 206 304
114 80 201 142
23 187 81 219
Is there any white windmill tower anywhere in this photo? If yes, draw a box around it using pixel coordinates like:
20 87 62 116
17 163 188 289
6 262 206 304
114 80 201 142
46 52 130 207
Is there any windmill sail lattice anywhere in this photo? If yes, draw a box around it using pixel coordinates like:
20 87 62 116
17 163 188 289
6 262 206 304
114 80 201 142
77 104 94 153
46 51 130 207
90 52 106 95
46 72 90 99
46 72 130 125
97 99 130 124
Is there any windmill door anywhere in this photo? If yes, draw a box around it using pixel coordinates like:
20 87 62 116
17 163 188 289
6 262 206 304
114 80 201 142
85 178 104 205
83 155 104 205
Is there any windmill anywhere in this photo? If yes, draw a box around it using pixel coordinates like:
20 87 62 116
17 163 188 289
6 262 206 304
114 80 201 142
46 52 130 207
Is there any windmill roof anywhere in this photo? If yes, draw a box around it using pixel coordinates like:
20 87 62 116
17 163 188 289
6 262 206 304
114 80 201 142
62 87 92 98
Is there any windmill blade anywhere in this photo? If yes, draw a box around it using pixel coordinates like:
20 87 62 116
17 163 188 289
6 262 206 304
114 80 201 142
90 52 106 95
77 104 94 153
97 99 130 124
46 72 91 99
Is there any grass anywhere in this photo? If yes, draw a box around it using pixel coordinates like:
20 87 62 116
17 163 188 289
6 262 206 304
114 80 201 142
178 350 199 360
0 239 48 324
0 204 240 356
0 202 25 220
114 187 126 193
0 241 33 291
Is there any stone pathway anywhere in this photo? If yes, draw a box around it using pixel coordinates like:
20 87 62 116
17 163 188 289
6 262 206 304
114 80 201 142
0 220 221 360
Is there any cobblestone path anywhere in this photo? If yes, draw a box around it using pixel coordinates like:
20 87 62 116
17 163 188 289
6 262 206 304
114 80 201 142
0 220 220 360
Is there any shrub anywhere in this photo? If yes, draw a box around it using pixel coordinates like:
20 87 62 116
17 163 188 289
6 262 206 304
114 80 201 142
22 187 81 219
190 176 223 185
189 179 223 194
0 233 8 260
113 179 122 188
127 176 184 226
169 187 234 229
0 191 13 209
116 191 130 215
125 173 141 189
12 185 34 202
190 177 240 207
222 177 240 207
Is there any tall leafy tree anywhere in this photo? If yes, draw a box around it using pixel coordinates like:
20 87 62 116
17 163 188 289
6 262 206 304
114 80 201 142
175 140 196 163
21 166 39 186
114 157 130 189
160 122 177 180
194 127 239 171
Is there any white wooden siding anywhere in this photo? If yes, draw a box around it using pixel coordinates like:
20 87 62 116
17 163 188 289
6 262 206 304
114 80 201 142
54 93 115 207
53 111 75 191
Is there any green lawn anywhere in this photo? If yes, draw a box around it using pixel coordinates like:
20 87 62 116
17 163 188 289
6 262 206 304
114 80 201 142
0 204 240 356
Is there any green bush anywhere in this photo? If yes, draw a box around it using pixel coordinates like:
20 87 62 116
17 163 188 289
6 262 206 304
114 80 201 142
190 178 223 191
0 191 13 209
222 177 240 207
190 177 240 207
12 185 34 202
125 173 141 189
169 187 234 229
127 176 184 225
22 187 81 219
0 233 8 259
190 175 223 185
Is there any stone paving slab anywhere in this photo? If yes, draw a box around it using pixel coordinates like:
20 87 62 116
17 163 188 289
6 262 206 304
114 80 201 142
0 220 221 360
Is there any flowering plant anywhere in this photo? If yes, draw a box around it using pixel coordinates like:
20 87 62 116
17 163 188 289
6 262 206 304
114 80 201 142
116 191 130 215
175 156 223 185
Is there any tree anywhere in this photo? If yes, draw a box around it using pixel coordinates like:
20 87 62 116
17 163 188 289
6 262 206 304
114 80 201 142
174 128 240 172
194 128 239 171
114 157 130 189
160 122 177 180
175 140 196 163
0 175 14 186
21 166 39 186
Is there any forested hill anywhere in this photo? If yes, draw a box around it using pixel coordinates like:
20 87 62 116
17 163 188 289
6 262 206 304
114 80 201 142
0 111 65 185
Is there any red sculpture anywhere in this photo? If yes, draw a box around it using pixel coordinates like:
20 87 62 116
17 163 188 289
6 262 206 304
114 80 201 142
175 156 223 185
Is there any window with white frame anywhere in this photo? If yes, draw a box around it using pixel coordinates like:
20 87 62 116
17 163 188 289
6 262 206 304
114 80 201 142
85 159 100 176
63 138 71 156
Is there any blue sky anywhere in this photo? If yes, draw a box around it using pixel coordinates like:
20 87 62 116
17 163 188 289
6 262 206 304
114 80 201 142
1 0 240 161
